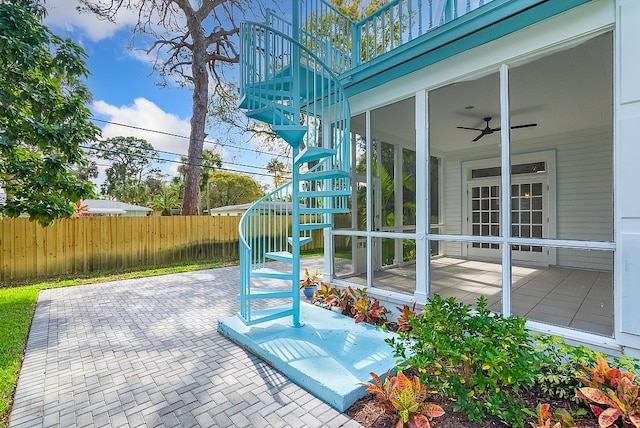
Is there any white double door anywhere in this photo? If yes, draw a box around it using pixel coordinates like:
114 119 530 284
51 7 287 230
467 177 550 264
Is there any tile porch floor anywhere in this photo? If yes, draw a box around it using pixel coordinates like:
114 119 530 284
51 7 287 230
334 257 614 337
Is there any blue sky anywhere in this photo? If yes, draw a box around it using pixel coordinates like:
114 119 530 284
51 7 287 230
43 1 285 190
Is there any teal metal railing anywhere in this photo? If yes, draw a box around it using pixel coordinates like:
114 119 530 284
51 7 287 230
289 0 496 70
237 0 494 325
238 21 351 325
355 0 494 65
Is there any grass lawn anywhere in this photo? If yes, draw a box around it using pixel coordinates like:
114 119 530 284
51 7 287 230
301 247 352 259
0 259 237 428
0 286 39 428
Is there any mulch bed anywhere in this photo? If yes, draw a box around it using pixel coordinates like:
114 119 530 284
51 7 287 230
346 393 600 428
345 368 600 428
313 304 601 427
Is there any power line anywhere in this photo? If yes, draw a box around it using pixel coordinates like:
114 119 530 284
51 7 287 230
90 117 287 158
83 145 279 179
85 140 272 174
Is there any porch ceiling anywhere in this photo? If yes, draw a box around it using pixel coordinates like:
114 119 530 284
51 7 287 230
355 32 612 154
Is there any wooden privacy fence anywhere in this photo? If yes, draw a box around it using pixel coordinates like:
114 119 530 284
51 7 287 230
0 216 324 282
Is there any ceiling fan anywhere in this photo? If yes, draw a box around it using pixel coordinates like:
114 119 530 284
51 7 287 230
457 116 537 142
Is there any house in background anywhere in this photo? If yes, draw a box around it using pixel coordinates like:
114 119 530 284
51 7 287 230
209 203 251 216
81 199 152 217
235 0 640 356
0 191 152 218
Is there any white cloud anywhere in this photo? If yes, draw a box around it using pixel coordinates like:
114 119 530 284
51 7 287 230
91 98 238 184
93 98 192 157
44 1 189 87
91 98 192 186
126 46 157 65
44 0 139 42
44 0 188 46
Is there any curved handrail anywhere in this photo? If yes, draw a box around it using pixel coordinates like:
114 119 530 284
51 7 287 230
238 19 352 233
239 21 350 104
238 21 351 320
240 21 351 169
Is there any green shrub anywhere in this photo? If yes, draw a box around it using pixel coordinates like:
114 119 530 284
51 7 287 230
533 334 600 402
386 294 537 427
534 334 640 402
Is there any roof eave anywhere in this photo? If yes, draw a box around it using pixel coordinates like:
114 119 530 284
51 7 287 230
341 0 592 97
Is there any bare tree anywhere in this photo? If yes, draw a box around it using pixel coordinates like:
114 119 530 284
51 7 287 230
78 0 271 214
207 81 287 155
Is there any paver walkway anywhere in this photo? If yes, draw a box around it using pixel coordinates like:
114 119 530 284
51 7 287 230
9 266 363 427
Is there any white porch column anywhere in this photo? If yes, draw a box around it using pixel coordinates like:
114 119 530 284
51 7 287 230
615 0 640 355
366 110 373 288
500 64 512 316
394 144 403 263
414 89 428 304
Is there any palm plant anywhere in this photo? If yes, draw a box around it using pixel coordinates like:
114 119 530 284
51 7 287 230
149 188 181 216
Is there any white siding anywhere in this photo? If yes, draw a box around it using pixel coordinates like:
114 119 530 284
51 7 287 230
555 129 613 270
441 154 463 257
437 127 613 270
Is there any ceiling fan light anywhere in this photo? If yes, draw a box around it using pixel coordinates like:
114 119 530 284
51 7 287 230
457 116 537 142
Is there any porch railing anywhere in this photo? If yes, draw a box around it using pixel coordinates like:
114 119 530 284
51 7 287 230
289 0 495 71
355 0 494 65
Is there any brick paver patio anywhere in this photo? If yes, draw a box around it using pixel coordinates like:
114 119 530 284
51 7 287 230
9 266 362 427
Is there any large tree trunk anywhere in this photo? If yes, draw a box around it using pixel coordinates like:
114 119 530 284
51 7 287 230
181 25 209 215
78 0 244 215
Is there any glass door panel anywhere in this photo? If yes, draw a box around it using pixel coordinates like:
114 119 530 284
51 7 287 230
468 178 550 263
511 182 544 254
469 184 501 257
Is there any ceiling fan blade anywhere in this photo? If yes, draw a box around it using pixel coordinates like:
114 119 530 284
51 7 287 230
456 126 483 131
472 133 485 142
510 123 537 129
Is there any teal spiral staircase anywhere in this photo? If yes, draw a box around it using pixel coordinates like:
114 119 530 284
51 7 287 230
237 12 352 326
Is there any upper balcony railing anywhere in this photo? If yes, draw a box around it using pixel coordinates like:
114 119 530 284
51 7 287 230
279 0 494 74
355 0 493 65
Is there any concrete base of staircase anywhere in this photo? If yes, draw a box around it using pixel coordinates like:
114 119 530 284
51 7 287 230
217 302 398 412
